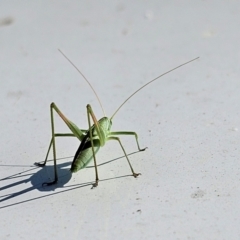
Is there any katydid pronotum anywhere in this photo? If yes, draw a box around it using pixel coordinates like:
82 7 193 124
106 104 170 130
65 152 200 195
35 50 199 187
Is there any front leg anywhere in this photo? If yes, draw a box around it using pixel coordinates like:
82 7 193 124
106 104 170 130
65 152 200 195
109 131 147 152
108 136 141 178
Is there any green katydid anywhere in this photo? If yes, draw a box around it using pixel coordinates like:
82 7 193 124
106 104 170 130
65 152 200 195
35 50 199 187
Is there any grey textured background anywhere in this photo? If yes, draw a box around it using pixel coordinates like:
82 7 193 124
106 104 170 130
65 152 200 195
1 1 240 239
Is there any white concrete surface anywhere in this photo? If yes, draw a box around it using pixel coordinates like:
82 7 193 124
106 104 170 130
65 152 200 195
1 1 240 239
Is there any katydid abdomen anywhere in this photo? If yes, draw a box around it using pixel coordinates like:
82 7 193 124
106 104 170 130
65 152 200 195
71 116 111 172
71 137 100 172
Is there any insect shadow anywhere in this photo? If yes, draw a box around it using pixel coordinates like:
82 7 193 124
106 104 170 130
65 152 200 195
0 151 141 209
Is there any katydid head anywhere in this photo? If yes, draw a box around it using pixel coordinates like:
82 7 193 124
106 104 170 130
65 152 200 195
98 116 112 127
96 117 112 133
90 116 112 148
110 57 199 120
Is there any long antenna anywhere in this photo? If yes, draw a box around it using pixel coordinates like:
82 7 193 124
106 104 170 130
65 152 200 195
58 49 106 117
110 57 199 120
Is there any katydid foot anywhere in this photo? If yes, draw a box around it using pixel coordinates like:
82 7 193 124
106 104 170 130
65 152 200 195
133 173 141 178
91 180 99 189
35 162 46 167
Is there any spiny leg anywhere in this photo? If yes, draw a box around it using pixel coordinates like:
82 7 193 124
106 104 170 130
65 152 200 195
41 103 87 186
43 102 58 186
108 136 141 178
86 104 103 188
109 131 147 152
